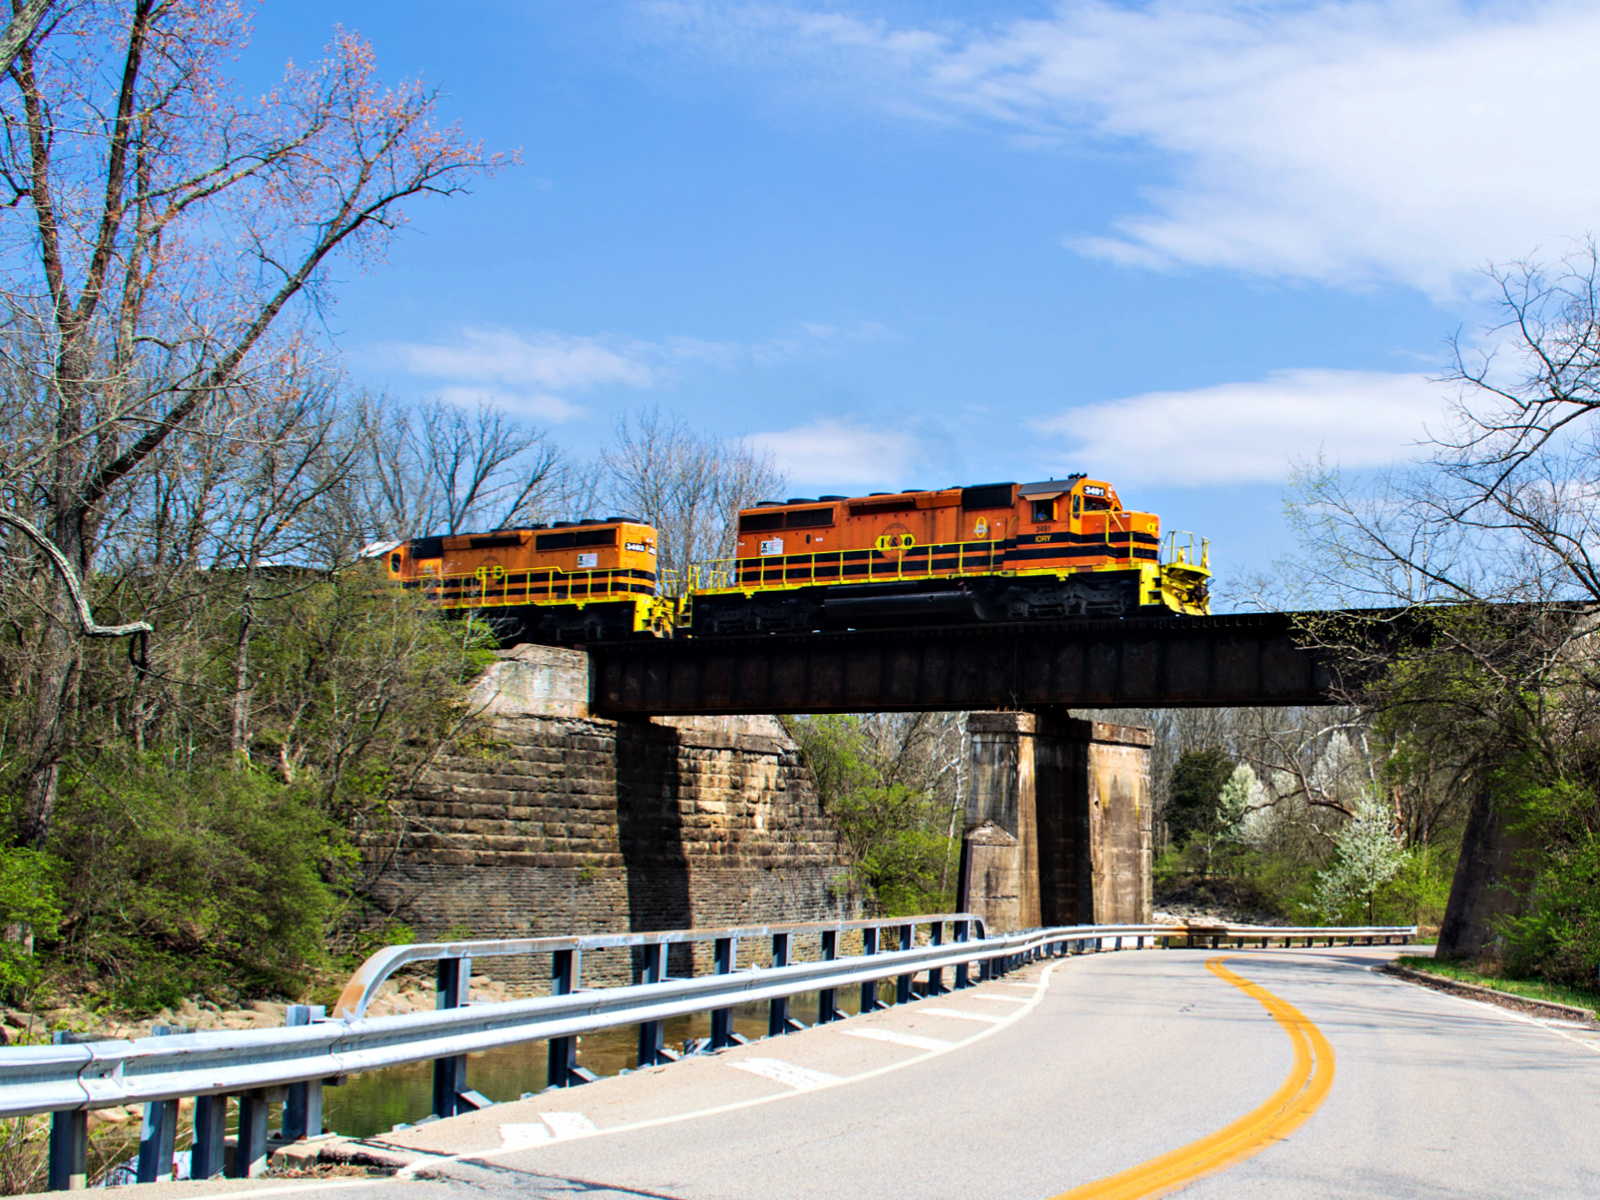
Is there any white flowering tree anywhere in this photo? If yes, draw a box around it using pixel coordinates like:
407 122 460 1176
1314 791 1408 923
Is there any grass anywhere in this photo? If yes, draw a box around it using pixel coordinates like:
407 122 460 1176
1394 955 1599 1015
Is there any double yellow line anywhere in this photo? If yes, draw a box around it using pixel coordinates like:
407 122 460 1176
1051 956 1336 1200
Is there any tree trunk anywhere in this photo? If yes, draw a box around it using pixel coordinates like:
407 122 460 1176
230 582 254 758
19 583 79 849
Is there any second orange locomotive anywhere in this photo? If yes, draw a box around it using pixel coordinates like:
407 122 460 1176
682 475 1209 635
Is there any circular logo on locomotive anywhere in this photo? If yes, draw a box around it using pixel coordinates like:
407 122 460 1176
874 523 916 559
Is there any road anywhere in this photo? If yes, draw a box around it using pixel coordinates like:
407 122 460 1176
153 945 1600 1200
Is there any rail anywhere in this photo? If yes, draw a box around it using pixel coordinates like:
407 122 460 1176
14 916 1416 1188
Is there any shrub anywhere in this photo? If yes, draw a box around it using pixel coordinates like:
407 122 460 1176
50 757 335 1008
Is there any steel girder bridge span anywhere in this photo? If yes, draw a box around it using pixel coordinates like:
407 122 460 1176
586 611 1346 716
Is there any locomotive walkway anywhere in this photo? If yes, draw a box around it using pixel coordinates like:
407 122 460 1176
127 944 1600 1200
587 611 1346 715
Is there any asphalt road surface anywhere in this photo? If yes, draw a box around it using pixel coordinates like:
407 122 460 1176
156 945 1600 1200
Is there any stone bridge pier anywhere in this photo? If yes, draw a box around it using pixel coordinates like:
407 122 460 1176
957 712 1152 932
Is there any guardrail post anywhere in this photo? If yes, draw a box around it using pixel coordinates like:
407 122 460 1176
769 933 796 1036
233 1090 271 1178
637 943 672 1066
548 949 581 1085
896 923 914 1003
46 1033 87 1191
926 922 946 996
710 937 737 1049
191 1094 227 1181
135 1026 182 1183
954 921 971 989
818 930 840 1021
861 927 885 1011
433 958 471 1115
283 1005 324 1139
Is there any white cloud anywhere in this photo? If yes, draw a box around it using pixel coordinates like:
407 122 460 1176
1036 368 1447 486
435 386 586 423
388 324 886 420
394 329 656 391
652 1 1600 296
748 417 919 486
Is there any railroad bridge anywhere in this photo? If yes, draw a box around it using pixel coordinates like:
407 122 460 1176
398 614 1344 953
585 611 1343 715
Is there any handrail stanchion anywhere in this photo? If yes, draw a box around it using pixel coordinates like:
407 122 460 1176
896 923 915 1003
191 1092 227 1181
233 1089 271 1179
637 943 670 1066
954 920 971 989
46 1032 87 1192
769 933 796 1036
818 930 839 1022
861 926 885 1012
433 958 471 1114
548 949 579 1086
135 1026 180 1183
283 1005 324 1139
710 937 737 1049
927 920 947 995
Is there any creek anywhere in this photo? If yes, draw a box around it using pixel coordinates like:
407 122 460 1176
322 984 893 1138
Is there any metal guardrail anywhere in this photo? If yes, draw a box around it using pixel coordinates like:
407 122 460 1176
333 912 984 1019
13 916 1416 1188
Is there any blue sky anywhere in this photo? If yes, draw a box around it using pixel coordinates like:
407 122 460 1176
242 1 1600 595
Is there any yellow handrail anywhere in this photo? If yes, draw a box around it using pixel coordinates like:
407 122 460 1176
422 563 643 607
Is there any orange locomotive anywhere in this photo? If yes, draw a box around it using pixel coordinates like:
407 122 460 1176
373 517 673 643
682 476 1209 635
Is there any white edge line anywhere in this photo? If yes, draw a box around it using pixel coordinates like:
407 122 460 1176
1370 965 1600 1054
181 1181 405 1200
394 967 1056 1178
917 1007 1005 1024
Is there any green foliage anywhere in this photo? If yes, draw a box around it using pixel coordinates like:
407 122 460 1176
1382 842 1456 929
826 785 954 916
1165 747 1236 850
0 843 61 1000
784 715 958 915
50 756 334 1010
1498 777 1600 990
0 565 498 1015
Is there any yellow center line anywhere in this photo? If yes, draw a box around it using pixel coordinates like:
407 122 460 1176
1050 955 1336 1200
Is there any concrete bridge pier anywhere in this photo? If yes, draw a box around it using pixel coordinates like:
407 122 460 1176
957 712 1152 933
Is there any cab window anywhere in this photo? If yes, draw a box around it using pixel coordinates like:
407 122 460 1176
1031 499 1055 523
1071 494 1081 520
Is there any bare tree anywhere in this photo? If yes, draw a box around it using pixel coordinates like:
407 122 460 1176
0 3 500 846
1277 242 1600 964
599 408 786 587
357 397 568 540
